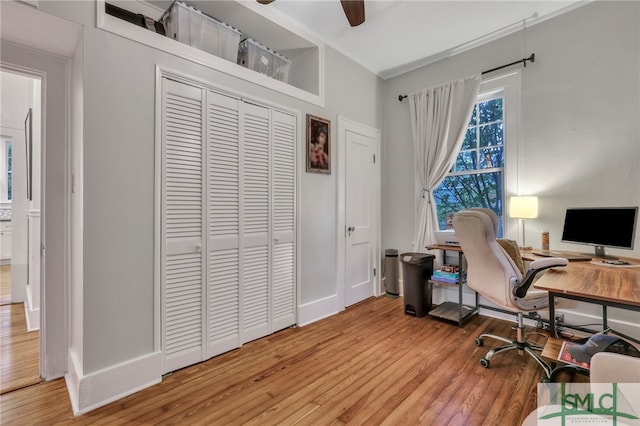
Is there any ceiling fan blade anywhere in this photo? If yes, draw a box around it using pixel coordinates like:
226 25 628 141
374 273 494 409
340 0 365 27
256 0 275 4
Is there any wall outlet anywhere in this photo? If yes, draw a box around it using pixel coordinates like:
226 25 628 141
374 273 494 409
555 314 565 323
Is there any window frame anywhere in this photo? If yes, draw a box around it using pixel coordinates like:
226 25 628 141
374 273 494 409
432 71 521 240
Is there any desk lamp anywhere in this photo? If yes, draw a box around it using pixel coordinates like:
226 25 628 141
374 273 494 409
510 196 538 250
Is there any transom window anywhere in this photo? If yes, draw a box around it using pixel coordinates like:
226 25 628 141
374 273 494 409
433 93 505 236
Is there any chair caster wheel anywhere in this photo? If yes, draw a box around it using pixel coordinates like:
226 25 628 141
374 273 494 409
475 338 484 347
480 358 490 368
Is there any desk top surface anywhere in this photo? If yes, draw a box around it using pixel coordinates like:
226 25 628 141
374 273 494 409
533 258 640 307
426 244 463 252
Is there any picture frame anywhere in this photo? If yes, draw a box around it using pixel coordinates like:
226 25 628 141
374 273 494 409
25 108 32 201
306 114 331 174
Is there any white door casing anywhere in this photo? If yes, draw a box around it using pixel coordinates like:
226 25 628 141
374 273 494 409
337 117 381 309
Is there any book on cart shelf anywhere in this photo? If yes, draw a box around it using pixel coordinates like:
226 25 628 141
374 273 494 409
557 341 591 370
440 264 459 273
431 270 466 284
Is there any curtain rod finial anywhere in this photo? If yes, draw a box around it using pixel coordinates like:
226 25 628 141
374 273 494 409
398 94 407 102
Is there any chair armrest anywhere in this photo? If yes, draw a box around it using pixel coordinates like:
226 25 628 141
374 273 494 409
513 257 569 298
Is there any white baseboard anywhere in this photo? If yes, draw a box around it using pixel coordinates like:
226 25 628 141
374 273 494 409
24 285 40 331
298 294 339 327
24 303 39 331
65 350 162 416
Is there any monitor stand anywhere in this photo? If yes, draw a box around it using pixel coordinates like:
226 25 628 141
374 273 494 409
594 245 618 260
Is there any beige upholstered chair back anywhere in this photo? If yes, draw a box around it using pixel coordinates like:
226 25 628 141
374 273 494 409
452 208 547 312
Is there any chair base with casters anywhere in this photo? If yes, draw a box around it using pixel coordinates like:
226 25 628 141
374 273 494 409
475 311 553 380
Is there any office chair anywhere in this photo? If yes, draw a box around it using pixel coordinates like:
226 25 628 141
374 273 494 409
452 209 568 379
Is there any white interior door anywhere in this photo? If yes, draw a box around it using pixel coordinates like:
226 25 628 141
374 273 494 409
271 110 296 331
240 102 271 343
161 78 205 373
345 129 376 306
207 90 241 358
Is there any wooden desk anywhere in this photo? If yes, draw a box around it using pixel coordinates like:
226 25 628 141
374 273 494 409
532 258 640 338
533 257 640 381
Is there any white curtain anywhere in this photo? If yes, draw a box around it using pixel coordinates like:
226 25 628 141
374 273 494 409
409 74 481 252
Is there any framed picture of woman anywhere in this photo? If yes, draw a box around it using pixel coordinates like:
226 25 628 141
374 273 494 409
306 114 331 174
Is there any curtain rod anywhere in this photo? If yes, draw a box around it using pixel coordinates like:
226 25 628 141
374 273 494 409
398 53 535 102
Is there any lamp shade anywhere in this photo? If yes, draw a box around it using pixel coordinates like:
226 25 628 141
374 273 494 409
510 196 538 219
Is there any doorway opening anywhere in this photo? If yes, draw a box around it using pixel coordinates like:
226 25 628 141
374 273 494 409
0 69 42 394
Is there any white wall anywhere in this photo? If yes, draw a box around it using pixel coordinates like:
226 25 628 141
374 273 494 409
70 15 383 379
69 32 84 376
382 1 640 334
383 1 639 258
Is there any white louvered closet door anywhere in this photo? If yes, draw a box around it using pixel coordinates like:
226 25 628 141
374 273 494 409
161 78 205 373
161 78 297 372
207 91 241 357
271 111 296 331
240 103 271 343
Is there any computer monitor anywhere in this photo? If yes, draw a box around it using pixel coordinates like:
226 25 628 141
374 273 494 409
561 207 638 259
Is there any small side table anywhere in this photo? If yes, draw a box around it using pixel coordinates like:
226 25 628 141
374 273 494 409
426 244 479 327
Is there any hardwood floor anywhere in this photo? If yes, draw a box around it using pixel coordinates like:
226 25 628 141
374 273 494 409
0 296 552 425
0 264 11 305
1 303 41 395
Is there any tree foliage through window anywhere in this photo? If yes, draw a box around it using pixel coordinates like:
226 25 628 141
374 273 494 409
433 96 504 235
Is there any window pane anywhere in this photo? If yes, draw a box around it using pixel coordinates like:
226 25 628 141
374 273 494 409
6 143 10 201
479 122 503 147
478 98 503 124
480 147 504 168
433 171 504 236
461 127 477 150
468 105 477 126
455 151 476 171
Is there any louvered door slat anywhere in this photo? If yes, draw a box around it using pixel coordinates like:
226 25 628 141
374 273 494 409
241 103 270 343
162 79 204 373
271 111 296 331
207 91 241 357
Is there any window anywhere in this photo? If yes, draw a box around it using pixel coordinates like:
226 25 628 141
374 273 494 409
6 141 11 201
433 92 505 236
0 137 11 202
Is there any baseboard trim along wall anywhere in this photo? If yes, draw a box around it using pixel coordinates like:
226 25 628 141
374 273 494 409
65 350 162 416
24 285 39 331
298 294 339 327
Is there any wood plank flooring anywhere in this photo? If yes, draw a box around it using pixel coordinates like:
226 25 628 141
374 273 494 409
0 265 11 305
1 296 552 425
1 303 41 394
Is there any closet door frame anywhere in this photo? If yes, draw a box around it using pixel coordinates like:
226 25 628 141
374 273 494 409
154 66 301 365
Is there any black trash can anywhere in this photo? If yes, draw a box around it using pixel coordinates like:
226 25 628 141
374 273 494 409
400 252 435 317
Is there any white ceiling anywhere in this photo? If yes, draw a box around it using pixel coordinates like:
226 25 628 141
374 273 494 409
263 0 586 79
